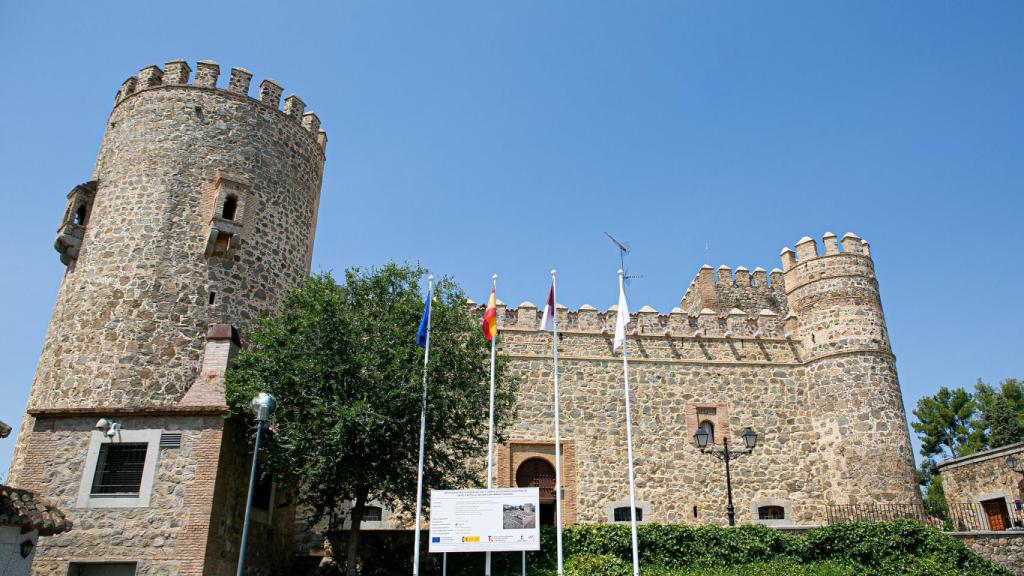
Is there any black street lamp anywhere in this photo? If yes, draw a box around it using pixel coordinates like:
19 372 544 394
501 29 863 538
694 426 759 527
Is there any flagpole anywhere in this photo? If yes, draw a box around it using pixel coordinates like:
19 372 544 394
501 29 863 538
618 269 640 576
485 274 497 576
412 275 433 576
551 269 565 576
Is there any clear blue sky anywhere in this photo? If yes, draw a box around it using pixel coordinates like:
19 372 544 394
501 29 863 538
2 1 1022 476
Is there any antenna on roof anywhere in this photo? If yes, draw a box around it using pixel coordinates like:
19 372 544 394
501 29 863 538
605 232 643 286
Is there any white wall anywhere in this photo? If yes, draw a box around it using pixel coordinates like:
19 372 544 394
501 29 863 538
0 527 37 576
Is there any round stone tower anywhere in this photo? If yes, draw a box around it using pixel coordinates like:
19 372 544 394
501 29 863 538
8 60 326 575
781 232 920 506
22 59 326 414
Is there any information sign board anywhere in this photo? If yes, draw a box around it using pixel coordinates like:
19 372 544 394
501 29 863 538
428 488 541 553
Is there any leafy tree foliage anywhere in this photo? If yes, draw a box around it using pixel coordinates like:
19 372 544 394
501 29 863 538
225 266 516 574
916 459 947 519
975 379 1024 448
911 387 983 459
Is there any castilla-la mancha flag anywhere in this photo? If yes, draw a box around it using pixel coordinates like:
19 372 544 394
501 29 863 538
539 283 556 332
482 287 498 342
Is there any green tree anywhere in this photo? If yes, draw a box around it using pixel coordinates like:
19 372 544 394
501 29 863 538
916 459 947 519
975 379 1024 449
225 266 517 575
911 387 982 459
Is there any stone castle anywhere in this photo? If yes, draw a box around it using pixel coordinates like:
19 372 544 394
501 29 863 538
7 60 920 575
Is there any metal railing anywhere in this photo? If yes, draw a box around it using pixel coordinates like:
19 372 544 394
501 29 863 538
826 502 1024 532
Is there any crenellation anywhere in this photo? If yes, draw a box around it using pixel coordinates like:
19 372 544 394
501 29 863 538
780 247 796 271
227 67 253 95
726 308 748 337
795 235 817 260
163 59 191 85
258 78 284 108
138 64 163 88
822 231 839 254
194 60 220 88
119 76 138 101
734 266 750 287
316 129 328 150
770 268 784 287
841 232 863 254
301 112 320 135
717 264 732 285
284 94 305 120
752 267 767 287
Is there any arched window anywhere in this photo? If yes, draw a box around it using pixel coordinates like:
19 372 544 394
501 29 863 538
758 505 785 520
73 205 88 226
222 195 238 221
363 505 383 522
613 507 643 522
699 420 715 445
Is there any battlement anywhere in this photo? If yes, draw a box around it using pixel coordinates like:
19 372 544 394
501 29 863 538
113 60 327 151
779 231 871 272
679 262 787 320
478 300 790 340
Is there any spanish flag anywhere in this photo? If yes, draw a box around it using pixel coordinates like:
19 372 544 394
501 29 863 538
482 287 498 342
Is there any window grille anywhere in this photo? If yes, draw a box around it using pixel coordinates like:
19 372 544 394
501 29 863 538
758 505 785 520
91 443 148 495
613 506 643 522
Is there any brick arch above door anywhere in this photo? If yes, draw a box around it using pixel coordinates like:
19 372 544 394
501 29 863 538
497 440 577 524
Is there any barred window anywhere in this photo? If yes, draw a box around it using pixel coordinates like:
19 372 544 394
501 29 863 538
91 443 148 495
758 505 785 520
363 506 383 522
613 506 643 522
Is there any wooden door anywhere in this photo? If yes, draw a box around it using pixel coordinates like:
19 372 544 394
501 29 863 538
516 458 556 501
982 499 1009 531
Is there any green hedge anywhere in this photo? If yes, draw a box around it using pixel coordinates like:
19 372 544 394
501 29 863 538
349 520 1011 575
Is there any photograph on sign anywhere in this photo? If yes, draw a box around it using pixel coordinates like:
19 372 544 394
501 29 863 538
428 488 541 553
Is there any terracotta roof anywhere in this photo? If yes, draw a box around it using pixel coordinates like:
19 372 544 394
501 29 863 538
0 485 72 536
0 420 10 438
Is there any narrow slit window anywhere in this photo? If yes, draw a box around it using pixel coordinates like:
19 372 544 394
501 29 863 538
73 205 88 226
222 195 238 221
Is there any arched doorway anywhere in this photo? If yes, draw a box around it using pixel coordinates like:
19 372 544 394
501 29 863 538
515 458 556 526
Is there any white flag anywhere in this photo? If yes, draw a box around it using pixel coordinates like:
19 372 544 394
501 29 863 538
613 279 629 351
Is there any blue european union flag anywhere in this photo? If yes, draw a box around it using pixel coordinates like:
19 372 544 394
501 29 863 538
431 537 441 543
416 294 430 348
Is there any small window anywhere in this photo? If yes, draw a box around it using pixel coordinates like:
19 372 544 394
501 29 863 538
91 443 148 495
73 205 88 226
699 420 715 445
363 505 383 522
222 195 238 221
758 505 785 520
613 507 642 522
213 231 233 255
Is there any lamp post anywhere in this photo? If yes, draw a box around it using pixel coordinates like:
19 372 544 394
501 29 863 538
237 392 276 576
694 426 758 527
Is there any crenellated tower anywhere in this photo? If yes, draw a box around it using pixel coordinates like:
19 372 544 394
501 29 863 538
781 232 920 506
9 59 327 576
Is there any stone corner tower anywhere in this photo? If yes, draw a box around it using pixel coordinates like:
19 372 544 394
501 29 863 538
9 59 327 576
781 232 920 506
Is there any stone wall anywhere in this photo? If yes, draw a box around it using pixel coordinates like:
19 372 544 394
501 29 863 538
940 443 1024 508
486 233 920 528
953 532 1024 576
